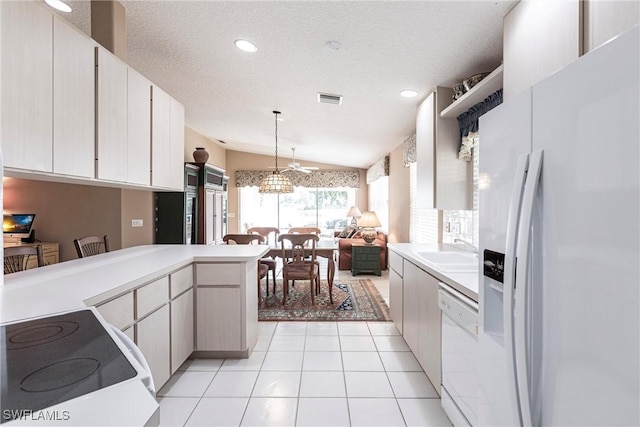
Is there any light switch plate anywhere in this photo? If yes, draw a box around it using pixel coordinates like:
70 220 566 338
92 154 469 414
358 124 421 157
131 219 144 227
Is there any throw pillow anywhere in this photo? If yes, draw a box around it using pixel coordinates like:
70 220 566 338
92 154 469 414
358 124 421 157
338 225 356 238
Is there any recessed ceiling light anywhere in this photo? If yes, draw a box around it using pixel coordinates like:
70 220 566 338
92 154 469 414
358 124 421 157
44 0 72 12
234 39 257 53
400 90 418 98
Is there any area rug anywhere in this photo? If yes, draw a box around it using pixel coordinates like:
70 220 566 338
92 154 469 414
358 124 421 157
258 279 390 321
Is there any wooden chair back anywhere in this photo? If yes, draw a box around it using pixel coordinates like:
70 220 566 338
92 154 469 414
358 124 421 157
4 245 45 274
247 227 280 246
288 227 321 235
74 235 111 258
223 234 265 245
279 233 319 266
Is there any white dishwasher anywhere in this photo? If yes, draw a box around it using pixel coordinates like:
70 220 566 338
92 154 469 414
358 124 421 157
439 282 478 427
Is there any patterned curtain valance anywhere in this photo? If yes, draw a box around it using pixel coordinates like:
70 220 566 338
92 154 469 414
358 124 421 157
235 170 360 188
366 155 390 184
403 134 416 167
456 89 503 161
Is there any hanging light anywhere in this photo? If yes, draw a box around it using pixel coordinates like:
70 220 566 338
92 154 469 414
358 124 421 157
259 111 294 194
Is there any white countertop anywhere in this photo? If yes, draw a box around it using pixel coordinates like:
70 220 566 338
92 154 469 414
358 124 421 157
0 244 269 323
387 243 479 301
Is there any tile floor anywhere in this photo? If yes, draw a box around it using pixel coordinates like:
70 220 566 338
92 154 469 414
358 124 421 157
156 270 452 426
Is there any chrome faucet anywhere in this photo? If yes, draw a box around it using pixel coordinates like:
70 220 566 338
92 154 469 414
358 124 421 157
454 238 479 254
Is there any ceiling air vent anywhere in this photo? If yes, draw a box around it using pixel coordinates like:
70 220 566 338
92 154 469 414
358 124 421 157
317 92 343 105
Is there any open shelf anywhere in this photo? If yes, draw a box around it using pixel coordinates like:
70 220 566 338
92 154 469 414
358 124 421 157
440 64 503 118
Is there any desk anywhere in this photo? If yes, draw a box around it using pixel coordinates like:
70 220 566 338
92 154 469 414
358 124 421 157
266 240 337 288
4 242 60 269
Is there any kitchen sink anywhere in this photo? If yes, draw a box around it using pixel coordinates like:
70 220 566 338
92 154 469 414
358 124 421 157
413 251 479 272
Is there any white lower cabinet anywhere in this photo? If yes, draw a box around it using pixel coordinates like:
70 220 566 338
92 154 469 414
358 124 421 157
136 304 171 389
195 262 258 356
402 259 441 396
196 287 241 351
389 251 404 334
170 288 194 373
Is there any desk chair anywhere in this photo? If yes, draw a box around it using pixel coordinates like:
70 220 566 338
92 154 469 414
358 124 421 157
247 227 280 295
223 234 270 298
74 235 111 258
4 245 45 274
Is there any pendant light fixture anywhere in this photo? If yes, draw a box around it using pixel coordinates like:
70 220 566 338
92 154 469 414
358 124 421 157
259 111 294 194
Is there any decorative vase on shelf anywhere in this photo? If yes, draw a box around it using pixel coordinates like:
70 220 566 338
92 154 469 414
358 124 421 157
193 147 209 163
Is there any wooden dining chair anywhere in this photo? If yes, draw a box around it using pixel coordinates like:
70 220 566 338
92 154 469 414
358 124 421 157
223 234 270 298
74 235 111 258
247 227 280 295
288 227 321 235
4 245 45 274
279 233 332 305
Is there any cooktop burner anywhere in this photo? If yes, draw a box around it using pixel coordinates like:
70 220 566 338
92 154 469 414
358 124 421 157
1 309 137 423
7 321 79 350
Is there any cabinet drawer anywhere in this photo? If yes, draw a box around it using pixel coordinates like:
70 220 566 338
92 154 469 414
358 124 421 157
170 265 193 297
96 292 134 330
136 276 169 318
389 251 403 276
196 263 241 286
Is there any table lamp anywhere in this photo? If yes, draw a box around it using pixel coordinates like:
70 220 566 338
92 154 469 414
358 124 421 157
346 206 362 226
358 211 381 244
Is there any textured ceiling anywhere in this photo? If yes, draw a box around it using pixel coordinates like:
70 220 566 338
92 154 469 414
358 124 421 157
59 0 515 169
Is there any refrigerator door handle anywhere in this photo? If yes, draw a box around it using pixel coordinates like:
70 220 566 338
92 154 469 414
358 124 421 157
514 149 543 427
503 153 530 426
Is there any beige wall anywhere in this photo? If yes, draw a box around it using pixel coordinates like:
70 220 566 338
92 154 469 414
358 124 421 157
3 178 123 262
388 143 410 243
225 150 367 234
120 189 154 248
184 126 227 170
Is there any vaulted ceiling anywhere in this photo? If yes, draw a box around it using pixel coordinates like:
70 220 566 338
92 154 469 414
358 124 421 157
60 0 515 169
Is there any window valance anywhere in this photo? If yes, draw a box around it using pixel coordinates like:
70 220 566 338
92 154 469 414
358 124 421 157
235 170 360 188
403 134 416 167
366 155 389 184
456 89 503 161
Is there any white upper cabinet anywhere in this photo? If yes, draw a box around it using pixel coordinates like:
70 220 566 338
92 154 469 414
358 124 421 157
127 68 152 186
584 0 639 52
53 16 95 178
152 86 185 190
169 98 186 189
1 1 53 172
503 0 581 100
416 87 471 210
96 46 128 182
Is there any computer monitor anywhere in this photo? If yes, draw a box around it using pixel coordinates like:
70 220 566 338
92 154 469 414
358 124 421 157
3 214 36 239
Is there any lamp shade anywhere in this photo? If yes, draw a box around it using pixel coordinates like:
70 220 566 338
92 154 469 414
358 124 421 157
358 211 381 228
258 171 293 193
346 206 362 218
259 110 294 194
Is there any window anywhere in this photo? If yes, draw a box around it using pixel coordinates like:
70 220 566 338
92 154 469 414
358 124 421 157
368 176 389 232
239 186 356 237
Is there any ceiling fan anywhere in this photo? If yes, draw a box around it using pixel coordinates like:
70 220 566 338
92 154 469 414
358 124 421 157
281 147 319 174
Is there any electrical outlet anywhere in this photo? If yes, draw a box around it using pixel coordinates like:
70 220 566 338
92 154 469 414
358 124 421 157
228 212 236 218
131 219 144 227
451 222 460 234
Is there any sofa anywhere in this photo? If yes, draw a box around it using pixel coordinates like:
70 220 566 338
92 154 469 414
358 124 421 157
336 230 388 271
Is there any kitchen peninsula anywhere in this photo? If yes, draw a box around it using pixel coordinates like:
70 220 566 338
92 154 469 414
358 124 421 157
0 244 269 390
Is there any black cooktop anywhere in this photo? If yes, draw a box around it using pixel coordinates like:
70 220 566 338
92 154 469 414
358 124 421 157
0 309 137 423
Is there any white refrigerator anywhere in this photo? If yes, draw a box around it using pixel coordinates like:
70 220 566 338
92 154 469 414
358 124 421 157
477 25 639 426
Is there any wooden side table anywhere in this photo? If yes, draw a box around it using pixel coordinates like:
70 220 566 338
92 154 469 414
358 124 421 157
351 242 382 276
